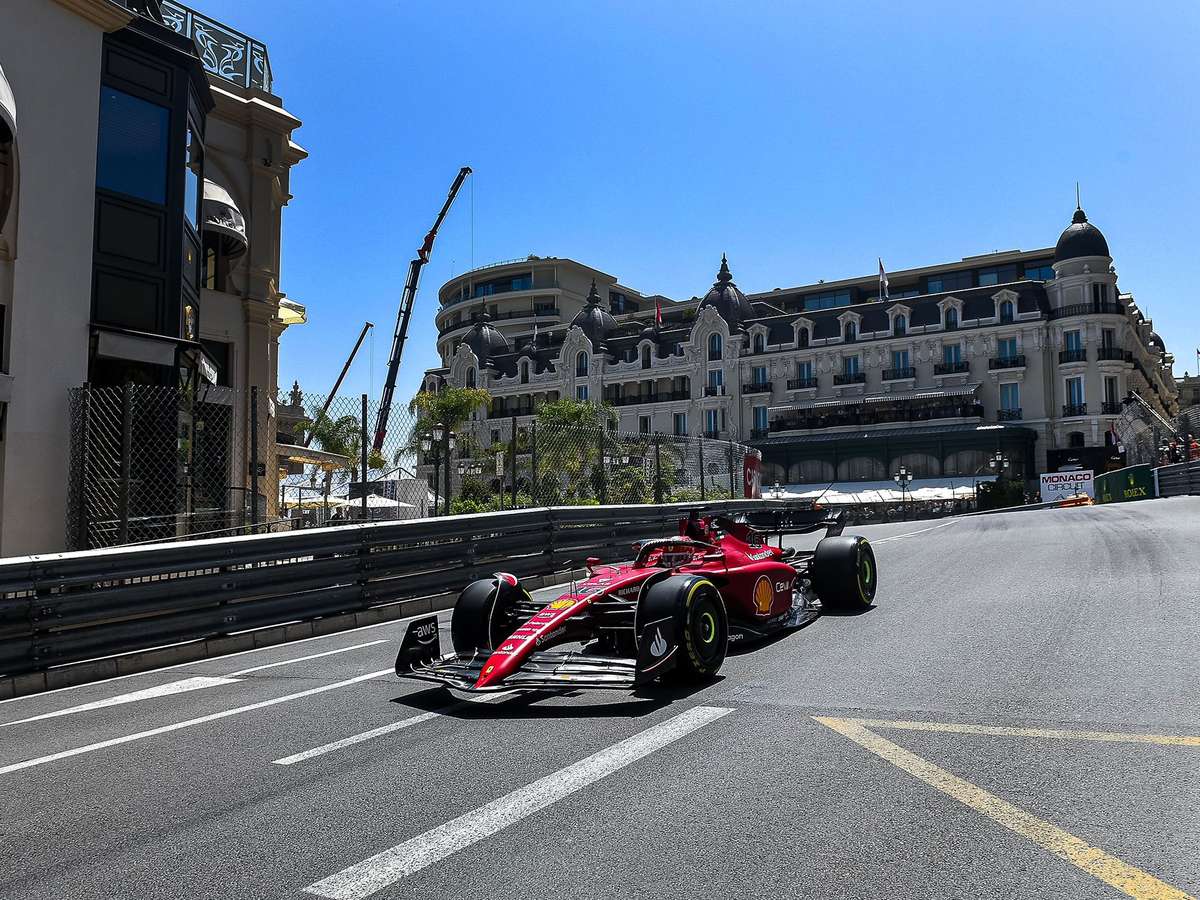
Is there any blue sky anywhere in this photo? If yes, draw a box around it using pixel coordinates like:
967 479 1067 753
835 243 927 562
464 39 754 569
198 0 1200 402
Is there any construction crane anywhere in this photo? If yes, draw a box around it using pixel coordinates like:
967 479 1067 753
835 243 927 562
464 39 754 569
301 321 373 447
372 166 472 452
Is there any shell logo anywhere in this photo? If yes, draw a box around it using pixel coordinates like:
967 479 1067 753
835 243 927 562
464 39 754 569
548 598 575 610
752 575 774 616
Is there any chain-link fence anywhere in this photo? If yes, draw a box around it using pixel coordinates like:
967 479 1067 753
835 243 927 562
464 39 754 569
1116 399 1200 466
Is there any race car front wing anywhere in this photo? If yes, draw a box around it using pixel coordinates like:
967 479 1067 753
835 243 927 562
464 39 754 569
394 614 677 692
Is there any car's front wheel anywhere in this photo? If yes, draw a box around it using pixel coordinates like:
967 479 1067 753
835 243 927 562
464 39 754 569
638 575 728 683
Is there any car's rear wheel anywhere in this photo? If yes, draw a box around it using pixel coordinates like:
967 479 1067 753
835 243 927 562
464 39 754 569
638 575 728 683
450 574 528 654
811 536 877 613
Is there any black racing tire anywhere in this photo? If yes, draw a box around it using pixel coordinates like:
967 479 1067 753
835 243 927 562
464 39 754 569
450 576 526 654
638 575 728 683
811 536 877 613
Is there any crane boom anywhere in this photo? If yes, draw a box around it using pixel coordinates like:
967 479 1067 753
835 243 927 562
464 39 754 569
372 166 472 452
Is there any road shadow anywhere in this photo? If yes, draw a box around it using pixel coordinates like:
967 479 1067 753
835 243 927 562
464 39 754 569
391 676 722 720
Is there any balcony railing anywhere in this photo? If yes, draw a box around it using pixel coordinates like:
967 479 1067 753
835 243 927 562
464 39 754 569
703 430 723 439
1047 301 1124 321
703 385 726 397
1101 401 1122 414
997 408 1023 421
834 372 866 385
882 366 916 381
750 427 770 439
934 361 971 375
771 399 984 434
161 1 272 92
742 382 772 394
787 377 819 390
609 390 689 407
438 307 559 335
989 354 1026 369
1059 348 1088 364
1097 346 1130 362
487 406 535 419
1062 403 1088 417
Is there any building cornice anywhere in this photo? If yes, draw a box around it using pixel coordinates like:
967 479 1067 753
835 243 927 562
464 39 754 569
53 0 132 31
209 83 303 135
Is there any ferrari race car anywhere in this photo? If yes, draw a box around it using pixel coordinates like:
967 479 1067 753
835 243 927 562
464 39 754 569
395 509 876 693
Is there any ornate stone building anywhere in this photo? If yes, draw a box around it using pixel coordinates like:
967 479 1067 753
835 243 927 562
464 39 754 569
424 208 1177 487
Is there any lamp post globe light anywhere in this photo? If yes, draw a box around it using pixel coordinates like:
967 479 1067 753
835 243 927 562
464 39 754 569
420 431 438 517
893 465 913 520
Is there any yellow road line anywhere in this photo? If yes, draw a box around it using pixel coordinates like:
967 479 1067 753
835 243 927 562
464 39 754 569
854 718 1200 748
814 716 1195 900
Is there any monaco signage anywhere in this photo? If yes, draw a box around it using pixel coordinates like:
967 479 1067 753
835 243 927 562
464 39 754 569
1039 469 1095 503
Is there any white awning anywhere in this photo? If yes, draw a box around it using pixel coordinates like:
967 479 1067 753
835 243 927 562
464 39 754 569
0 61 15 138
202 178 247 257
95 330 177 368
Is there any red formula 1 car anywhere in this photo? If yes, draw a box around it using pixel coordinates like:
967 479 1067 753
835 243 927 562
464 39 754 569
395 509 876 693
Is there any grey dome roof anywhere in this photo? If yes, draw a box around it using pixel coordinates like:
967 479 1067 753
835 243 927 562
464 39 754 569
570 279 617 347
698 255 754 328
461 312 509 366
1148 331 1165 352
1054 206 1110 262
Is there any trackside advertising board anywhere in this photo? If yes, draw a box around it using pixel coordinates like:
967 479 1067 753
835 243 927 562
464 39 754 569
1039 469 1095 502
1094 465 1155 504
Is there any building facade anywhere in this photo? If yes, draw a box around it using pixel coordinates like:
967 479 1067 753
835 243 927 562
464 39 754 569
0 0 305 554
424 207 1177 487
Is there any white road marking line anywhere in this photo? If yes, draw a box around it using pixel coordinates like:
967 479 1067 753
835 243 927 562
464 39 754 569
303 705 734 900
229 640 390 676
814 717 1193 900
0 669 393 777
871 520 956 544
272 713 441 766
0 676 240 728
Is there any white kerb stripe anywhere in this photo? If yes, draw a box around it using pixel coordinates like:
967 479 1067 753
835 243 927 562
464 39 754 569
0 676 238 728
304 705 734 900
229 640 390 676
273 713 440 766
0 669 392 777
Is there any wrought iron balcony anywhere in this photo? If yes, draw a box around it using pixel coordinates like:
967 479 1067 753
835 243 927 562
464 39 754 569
487 406 534 419
161 1 272 92
997 408 1023 421
609 390 689 407
882 366 916 381
787 377 819 390
703 385 726 397
1062 403 1088 417
771 399 984 434
1097 346 1130 362
1047 301 1124 321
934 361 971 375
742 381 772 394
703 430 723 439
989 354 1026 369
1101 401 1123 414
833 372 866 385
750 428 770 439
1059 348 1088 364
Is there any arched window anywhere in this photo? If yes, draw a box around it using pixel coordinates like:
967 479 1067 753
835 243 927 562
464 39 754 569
708 333 723 361
0 113 14 235
797 327 809 348
999 300 1015 324
641 344 651 369
466 367 476 388
944 307 958 330
520 361 529 384
844 321 857 343
753 333 765 354
893 315 906 337
576 351 589 377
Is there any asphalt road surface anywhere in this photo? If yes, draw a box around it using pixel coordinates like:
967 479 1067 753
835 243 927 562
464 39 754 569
2 499 1198 900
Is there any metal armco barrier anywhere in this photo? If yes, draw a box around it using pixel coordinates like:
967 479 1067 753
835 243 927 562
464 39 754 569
0 500 788 677
1155 459 1200 497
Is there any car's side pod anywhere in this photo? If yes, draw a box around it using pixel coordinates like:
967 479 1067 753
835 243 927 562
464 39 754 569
395 615 441 674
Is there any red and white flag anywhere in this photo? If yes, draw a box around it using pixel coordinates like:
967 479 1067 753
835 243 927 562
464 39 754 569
878 258 890 302
655 297 663 327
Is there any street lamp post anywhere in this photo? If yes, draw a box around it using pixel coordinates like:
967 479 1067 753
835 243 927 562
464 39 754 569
988 450 1011 506
893 465 913 520
431 423 455 516
420 432 437 517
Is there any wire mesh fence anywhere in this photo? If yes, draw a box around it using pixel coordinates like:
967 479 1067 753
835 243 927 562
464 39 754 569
67 383 762 549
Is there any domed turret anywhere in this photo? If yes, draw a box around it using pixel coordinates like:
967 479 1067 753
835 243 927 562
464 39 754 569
698 254 754 329
570 279 617 348
461 312 510 366
1054 206 1110 262
1148 331 1165 353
